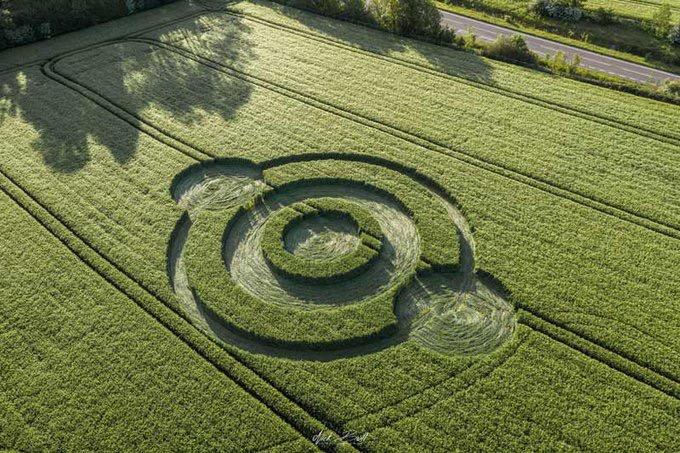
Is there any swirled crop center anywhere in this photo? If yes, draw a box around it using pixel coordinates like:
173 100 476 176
285 213 361 259
223 184 420 308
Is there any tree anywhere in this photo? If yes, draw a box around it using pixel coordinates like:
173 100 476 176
369 0 443 39
482 34 536 64
651 4 672 38
529 0 584 22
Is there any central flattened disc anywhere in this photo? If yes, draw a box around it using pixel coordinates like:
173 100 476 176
260 199 385 285
284 213 361 260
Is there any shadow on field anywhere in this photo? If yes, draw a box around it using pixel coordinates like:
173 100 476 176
0 3 495 174
261 1 494 84
0 14 254 173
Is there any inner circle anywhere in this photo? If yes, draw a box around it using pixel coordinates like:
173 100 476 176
284 212 361 260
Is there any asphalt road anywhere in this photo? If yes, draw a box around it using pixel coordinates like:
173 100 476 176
439 10 680 84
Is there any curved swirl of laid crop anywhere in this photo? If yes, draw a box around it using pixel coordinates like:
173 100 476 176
168 155 516 361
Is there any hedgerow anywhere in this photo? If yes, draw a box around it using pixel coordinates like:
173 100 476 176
0 0 178 50
480 34 536 63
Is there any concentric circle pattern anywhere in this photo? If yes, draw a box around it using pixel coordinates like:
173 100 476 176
168 155 516 361
260 200 382 284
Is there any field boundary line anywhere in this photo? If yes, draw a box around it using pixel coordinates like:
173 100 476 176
0 144 350 453
552 309 679 352
519 310 680 398
344 332 530 433
350 319 679 436
42 51 210 163
45 39 675 393
137 37 680 240
217 9 680 147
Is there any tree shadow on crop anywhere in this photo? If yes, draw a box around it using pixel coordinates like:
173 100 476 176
0 1 495 174
0 12 255 173
259 0 494 84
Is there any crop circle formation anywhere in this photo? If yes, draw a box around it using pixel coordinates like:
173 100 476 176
168 154 516 361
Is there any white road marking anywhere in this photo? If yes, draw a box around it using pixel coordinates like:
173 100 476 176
439 9 680 83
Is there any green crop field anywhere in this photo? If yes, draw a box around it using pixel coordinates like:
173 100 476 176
586 0 680 21
449 0 680 21
0 0 679 450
